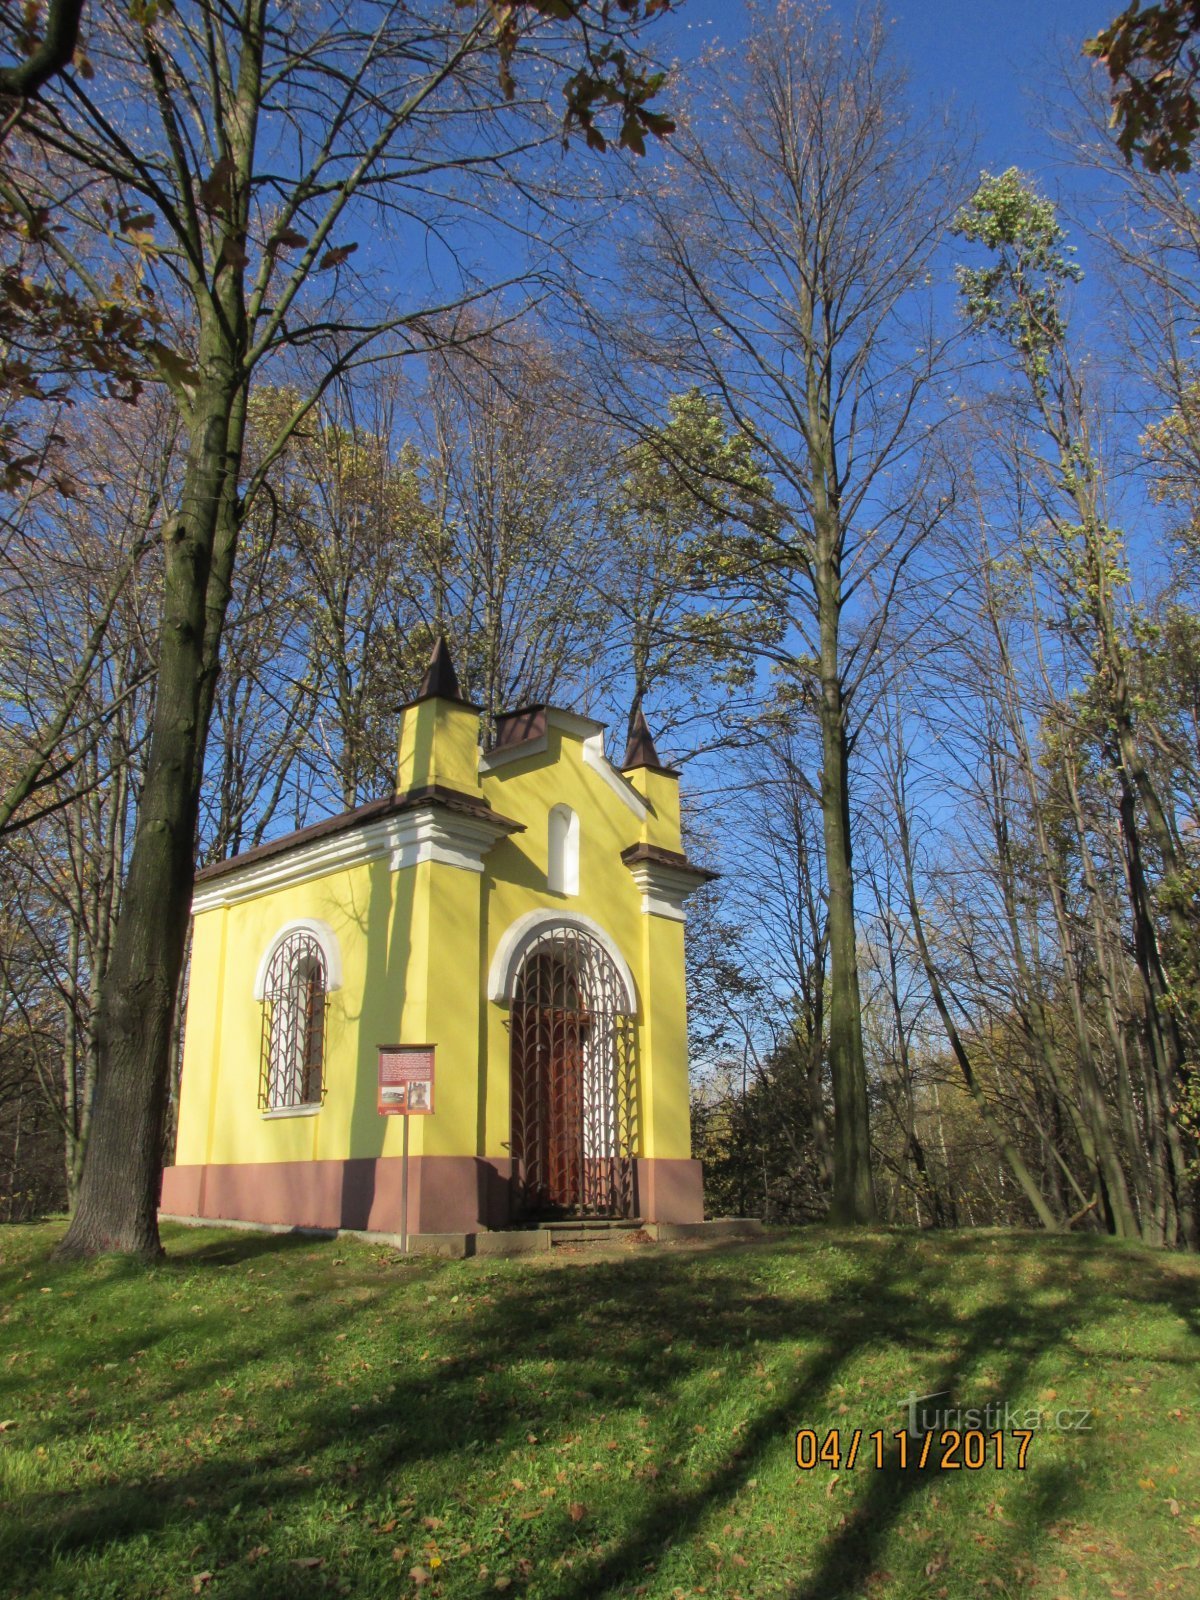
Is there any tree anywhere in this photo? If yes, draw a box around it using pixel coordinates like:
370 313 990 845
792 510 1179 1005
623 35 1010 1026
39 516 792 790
419 330 614 734
4 0 676 1259
1 390 166 1204
952 171 1198 1242
602 388 777 753
0 0 84 99
615 1 964 1222
1087 1 1200 172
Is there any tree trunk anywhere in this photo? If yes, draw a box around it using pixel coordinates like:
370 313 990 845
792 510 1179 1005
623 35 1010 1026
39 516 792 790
818 598 875 1223
58 357 241 1259
892 748 1062 1231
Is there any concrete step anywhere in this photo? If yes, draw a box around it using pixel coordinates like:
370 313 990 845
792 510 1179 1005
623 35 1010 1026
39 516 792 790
536 1218 646 1245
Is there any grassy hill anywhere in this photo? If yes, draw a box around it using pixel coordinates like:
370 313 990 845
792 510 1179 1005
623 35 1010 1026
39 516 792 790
1 1223 1197 1599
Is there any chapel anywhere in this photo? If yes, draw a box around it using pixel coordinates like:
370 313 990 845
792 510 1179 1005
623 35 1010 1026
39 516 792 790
160 639 711 1242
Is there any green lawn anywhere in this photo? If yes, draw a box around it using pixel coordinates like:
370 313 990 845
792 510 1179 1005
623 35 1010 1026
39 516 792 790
1 1223 1197 1600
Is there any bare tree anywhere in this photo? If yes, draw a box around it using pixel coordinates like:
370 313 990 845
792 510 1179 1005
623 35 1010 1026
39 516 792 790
611 1 965 1220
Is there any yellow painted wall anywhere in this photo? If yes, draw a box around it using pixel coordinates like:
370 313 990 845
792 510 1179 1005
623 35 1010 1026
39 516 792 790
176 708 695 1173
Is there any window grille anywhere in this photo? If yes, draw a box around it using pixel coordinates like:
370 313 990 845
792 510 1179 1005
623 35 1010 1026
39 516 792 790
509 924 637 1219
259 930 327 1110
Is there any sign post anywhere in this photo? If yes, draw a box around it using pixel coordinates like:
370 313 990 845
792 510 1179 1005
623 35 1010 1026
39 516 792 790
377 1045 435 1254
400 1115 409 1256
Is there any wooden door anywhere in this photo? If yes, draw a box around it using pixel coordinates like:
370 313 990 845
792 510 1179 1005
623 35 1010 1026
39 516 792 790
512 995 586 1215
508 932 634 1221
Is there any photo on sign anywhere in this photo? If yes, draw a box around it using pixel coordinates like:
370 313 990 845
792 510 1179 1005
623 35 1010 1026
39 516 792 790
407 1081 430 1112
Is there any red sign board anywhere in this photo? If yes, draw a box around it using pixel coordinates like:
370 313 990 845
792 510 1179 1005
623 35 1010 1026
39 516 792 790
377 1045 435 1115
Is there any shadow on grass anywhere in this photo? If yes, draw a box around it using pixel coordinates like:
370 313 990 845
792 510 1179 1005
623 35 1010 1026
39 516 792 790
0 1225 1194 1599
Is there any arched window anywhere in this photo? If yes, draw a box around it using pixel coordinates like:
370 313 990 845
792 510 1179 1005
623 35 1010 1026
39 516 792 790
547 804 579 895
258 929 328 1110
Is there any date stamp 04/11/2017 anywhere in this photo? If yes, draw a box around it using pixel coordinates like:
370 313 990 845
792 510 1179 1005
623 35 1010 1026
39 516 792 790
796 1427 1034 1472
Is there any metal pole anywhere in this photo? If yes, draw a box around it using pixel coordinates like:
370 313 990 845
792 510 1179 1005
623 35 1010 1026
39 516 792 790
401 1112 410 1255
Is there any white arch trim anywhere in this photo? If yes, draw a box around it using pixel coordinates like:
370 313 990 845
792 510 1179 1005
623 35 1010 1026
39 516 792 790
252 918 343 1000
487 910 638 1010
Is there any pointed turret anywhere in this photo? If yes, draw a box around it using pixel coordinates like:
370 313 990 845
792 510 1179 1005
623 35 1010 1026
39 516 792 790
618 704 714 921
620 703 681 852
622 705 671 774
397 635 482 794
412 634 473 707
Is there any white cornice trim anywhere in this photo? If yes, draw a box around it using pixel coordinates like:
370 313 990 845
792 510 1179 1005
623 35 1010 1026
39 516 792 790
624 860 702 922
546 707 606 738
192 806 510 914
487 909 638 1010
389 807 509 874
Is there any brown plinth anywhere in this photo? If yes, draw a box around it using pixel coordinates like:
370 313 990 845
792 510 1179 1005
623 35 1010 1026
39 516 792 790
161 1155 706 1232
632 1158 705 1224
160 1155 513 1235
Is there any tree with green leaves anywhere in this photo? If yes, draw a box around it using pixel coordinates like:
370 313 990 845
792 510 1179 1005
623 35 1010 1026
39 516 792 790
604 388 778 753
953 168 1197 1245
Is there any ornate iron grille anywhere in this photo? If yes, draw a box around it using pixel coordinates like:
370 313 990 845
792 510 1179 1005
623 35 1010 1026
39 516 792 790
259 931 327 1110
509 925 638 1219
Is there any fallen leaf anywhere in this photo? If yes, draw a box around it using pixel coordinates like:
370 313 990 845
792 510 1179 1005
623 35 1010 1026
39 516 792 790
192 1576 212 1595
569 1503 587 1523
410 1566 429 1586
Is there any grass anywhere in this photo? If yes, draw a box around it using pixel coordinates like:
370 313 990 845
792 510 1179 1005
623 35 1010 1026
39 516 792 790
0 1223 1198 1600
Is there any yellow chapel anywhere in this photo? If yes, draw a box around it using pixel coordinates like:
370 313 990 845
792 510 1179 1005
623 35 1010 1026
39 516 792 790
161 639 711 1244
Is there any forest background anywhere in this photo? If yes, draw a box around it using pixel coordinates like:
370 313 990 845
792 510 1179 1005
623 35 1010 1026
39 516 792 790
4 0 1199 1253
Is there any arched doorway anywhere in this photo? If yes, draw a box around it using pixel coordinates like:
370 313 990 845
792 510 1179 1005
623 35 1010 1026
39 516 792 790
509 924 637 1219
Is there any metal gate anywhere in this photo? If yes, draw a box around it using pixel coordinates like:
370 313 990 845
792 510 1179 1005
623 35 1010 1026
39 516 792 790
509 925 637 1219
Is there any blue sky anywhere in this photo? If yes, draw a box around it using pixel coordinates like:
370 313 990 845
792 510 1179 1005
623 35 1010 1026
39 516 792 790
659 0 1116 178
